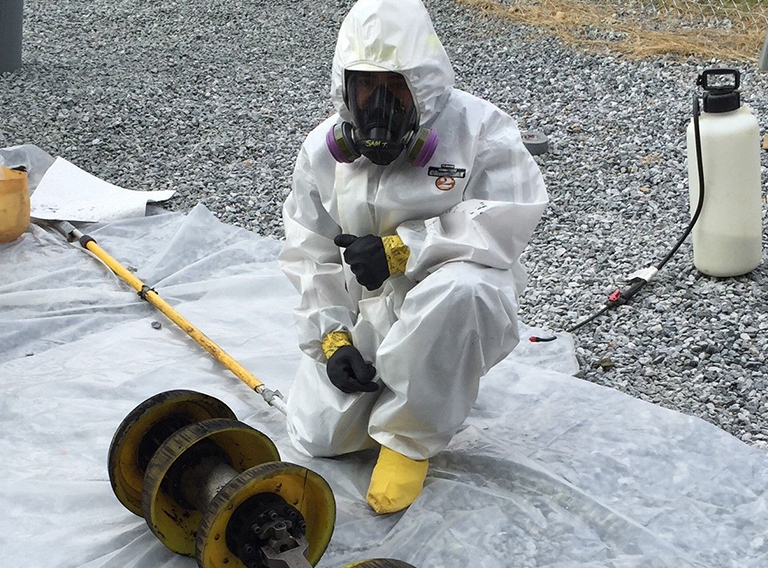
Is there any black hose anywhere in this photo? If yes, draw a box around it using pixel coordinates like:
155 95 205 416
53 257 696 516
655 94 706 271
532 93 708 341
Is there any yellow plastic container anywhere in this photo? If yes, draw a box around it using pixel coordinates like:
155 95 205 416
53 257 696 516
0 166 30 243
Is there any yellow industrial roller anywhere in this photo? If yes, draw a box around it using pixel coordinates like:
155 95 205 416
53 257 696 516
108 390 238 516
141 418 282 556
108 391 417 568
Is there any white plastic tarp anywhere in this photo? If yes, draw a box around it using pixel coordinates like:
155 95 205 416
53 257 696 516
0 150 767 568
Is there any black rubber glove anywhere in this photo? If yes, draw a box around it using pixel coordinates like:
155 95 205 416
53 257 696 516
326 345 379 394
334 233 390 291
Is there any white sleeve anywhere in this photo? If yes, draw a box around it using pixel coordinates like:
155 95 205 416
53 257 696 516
396 108 548 281
278 146 357 361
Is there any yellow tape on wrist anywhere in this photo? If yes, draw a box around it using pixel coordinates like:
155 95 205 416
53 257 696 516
382 235 410 275
322 331 352 360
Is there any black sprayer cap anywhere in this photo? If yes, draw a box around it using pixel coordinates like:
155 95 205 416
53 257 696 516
697 68 741 113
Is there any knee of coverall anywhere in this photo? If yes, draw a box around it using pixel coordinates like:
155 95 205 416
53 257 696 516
374 261 521 426
416 261 521 369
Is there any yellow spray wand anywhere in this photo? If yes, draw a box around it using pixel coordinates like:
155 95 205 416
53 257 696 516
51 220 287 415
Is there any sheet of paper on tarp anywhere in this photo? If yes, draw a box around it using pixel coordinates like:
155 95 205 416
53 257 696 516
1 204 767 568
0 144 56 191
30 156 175 222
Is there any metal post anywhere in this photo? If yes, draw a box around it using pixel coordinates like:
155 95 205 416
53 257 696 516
0 0 24 74
760 26 768 72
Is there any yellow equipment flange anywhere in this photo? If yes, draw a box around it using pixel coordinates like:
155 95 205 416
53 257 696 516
141 418 280 556
196 462 336 568
108 390 236 516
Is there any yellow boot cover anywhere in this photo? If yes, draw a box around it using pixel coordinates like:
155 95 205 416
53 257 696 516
366 446 428 514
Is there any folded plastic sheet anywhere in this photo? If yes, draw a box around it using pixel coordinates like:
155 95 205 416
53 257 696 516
1 203 767 567
0 144 175 223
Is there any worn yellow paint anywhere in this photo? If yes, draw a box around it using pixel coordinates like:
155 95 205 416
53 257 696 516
143 419 280 556
108 390 236 517
196 462 335 568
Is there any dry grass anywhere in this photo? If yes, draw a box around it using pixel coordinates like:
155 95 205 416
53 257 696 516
457 0 767 61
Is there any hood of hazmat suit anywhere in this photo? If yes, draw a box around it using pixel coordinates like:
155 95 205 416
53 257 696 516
279 0 549 461
330 0 455 127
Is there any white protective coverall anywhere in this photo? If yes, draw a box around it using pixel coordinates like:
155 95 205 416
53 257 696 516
279 0 548 461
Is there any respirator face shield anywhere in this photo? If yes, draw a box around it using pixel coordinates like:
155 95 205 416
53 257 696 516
345 71 419 165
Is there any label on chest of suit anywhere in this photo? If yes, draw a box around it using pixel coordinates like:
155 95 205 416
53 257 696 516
427 164 467 192
427 164 467 178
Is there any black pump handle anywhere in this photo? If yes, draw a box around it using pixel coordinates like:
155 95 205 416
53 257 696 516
697 68 740 92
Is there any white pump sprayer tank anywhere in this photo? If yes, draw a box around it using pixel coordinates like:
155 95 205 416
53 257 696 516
686 69 763 277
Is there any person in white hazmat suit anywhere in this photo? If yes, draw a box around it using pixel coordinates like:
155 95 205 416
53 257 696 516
278 0 548 514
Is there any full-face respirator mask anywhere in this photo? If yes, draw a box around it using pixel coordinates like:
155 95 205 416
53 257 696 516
326 70 439 167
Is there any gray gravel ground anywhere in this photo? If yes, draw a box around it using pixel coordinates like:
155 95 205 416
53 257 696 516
1 0 767 449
